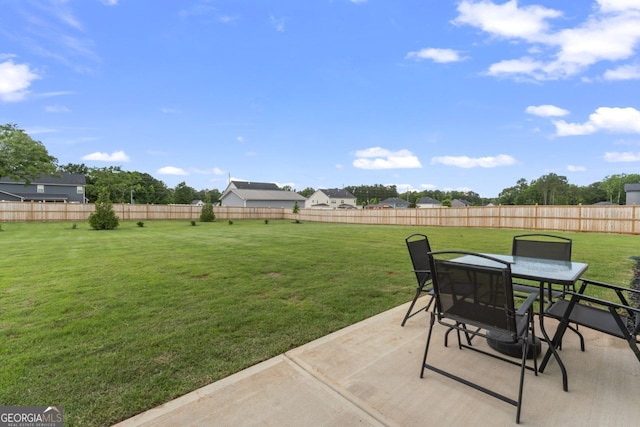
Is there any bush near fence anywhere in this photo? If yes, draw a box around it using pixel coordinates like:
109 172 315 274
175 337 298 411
0 202 639 234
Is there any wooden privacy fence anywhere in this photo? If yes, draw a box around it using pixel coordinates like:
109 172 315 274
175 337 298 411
1 202 639 234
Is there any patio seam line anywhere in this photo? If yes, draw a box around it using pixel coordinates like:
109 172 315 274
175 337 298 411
282 353 397 427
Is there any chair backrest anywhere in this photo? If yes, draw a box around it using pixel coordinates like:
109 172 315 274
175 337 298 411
428 251 518 336
512 234 572 261
405 233 432 287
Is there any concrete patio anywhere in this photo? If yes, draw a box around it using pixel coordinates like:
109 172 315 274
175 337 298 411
115 299 640 426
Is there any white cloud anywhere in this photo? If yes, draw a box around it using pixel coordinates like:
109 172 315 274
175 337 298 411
350 0 368 4
36 91 75 98
101 0 118 5
604 151 640 162
431 154 516 168
554 107 640 136
192 167 225 175
44 104 70 113
270 15 286 32
453 0 562 40
420 183 438 190
548 12 640 77
603 64 640 80
405 48 465 63
353 147 422 170
567 165 587 171
454 0 640 80
161 107 180 114
157 166 189 175
0 60 40 102
219 16 238 24
82 151 130 162
526 105 570 117
597 0 640 13
487 57 544 78
24 127 59 135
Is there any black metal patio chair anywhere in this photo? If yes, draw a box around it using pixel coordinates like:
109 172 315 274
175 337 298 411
511 233 573 301
421 251 538 424
510 233 586 351
401 233 434 326
542 278 640 373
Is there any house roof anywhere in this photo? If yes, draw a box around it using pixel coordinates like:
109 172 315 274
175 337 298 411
417 196 441 205
452 198 472 206
379 197 410 207
223 189 306 201
318 188 356 199
230 181 280 191
624 183 640 191
0 190 70 202
0 172 85 185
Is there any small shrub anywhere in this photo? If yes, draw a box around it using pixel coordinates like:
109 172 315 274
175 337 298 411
190 220 196 226
200 197 215 222
88 187 120 230
264 219 269 225
228 220 233 225
294 219 301 224
137 221 144 228
71 223 77 229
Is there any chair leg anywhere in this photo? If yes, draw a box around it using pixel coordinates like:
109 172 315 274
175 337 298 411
401 288 433 326
567 325 585 351
516 335 529 424
420 312 436 378
444 323 473 347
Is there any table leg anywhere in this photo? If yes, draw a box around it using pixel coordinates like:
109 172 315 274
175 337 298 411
537 282 569 392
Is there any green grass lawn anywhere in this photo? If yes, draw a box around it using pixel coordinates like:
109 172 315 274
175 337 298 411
1 220 638 426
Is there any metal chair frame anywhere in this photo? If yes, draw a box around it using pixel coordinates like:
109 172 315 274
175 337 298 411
401 233 435 326
421 251 538 424
541 278 640 374
511 233 585 350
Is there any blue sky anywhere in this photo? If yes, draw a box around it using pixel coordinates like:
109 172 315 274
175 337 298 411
2 0 640 197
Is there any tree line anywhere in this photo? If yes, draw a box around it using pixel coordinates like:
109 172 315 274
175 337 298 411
2 123 638 206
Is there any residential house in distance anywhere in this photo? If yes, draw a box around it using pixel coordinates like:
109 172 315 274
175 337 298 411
624 183 640 205
307 188 357 209
220 180 306 208
451 198 472 207
378 197 410 208
416 196 441 208
0 173 86 203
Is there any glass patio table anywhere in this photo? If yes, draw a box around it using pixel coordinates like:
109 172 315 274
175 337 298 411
450 253 589 392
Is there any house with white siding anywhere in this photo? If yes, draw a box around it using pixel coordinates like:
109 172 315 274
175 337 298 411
416 196 441 208
307 188 357 209
220 181 306 208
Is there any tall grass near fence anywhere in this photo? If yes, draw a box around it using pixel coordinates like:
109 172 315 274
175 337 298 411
0 220 637 426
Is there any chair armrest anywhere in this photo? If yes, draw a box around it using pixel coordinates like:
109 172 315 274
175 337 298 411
516 292 538 316
564 291 640 315
580 278 640 296
412 269 431 274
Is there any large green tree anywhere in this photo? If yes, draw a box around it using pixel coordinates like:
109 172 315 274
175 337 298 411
0 124 58 183
172 181 197 204
599 173 640 204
